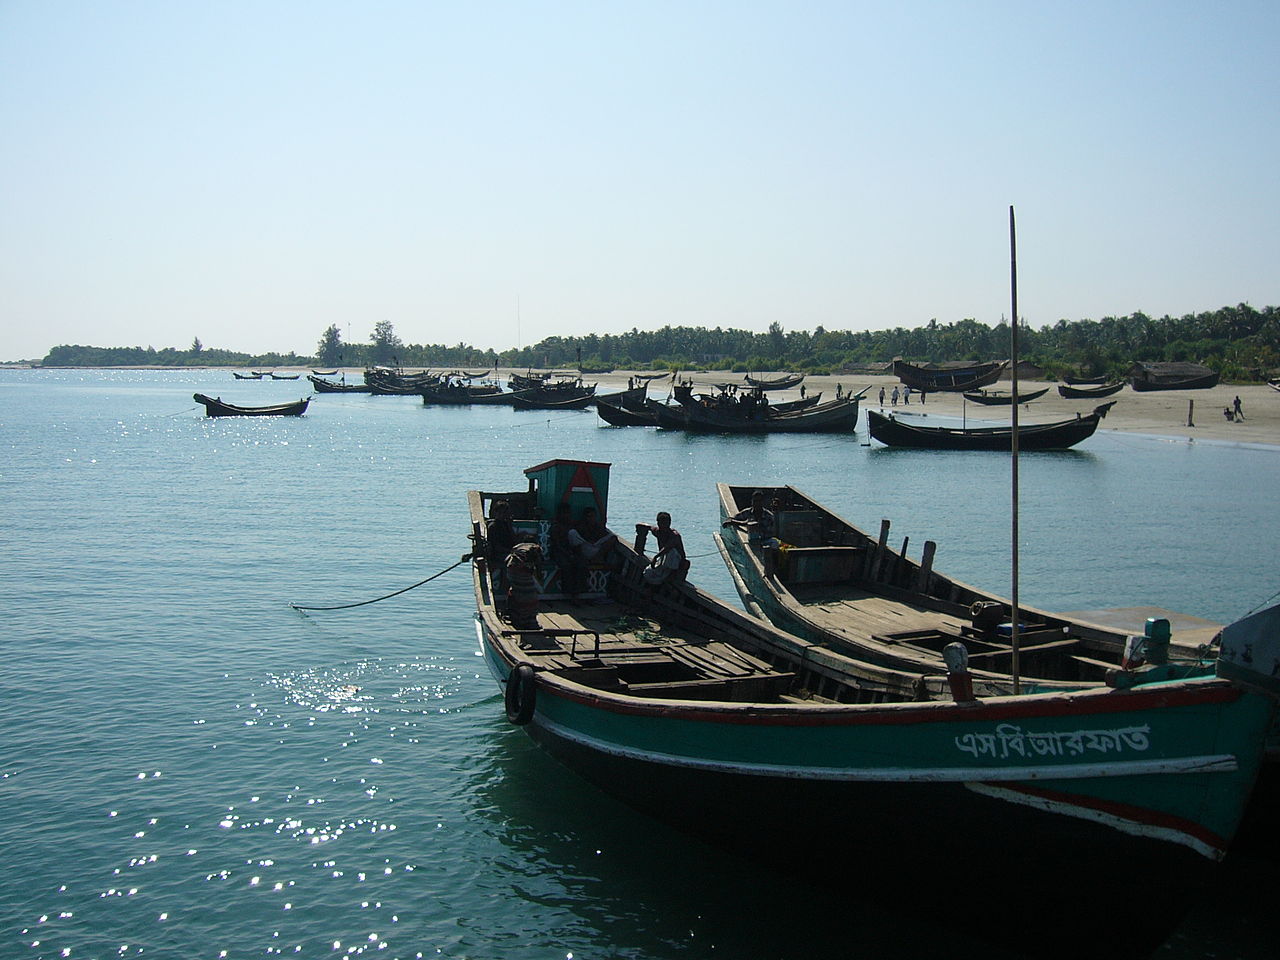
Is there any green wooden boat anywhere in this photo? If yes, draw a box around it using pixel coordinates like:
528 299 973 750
468 460 1277 956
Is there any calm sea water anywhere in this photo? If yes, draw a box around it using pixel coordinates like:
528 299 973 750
2 369 1276 960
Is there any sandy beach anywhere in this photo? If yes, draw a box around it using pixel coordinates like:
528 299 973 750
592 370 1280 447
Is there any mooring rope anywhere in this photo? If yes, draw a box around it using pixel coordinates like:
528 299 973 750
290 554 472 612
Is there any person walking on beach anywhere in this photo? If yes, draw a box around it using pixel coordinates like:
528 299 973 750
878 386 885 406
891 386 900 406
1234 396 1245 420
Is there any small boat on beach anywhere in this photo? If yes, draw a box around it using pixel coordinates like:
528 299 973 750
1063 373 1109 385
193 393 309 417
866 407 1103 450
744 372 805 391
1058 381 1125 399
468 458 1278 957
892 358 1008 393
962 386 1049 405
1129 362 1220 392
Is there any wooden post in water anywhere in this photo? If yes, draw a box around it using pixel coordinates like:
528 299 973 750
1009 206 1022 695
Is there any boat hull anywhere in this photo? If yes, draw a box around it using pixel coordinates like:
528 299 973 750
193 393 310 417
893 359 1008 392
476 612 1269 954
867 409 1101 450
653 397 859 433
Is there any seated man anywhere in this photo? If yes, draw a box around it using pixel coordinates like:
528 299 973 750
548 502 585 599
504 539 543 630
722 489 776 545
637 511 686 586
568 506 617 562
486 500 518 590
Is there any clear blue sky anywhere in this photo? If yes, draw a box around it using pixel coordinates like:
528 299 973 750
3 0 1277 361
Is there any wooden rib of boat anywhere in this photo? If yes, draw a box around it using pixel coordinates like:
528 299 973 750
892 359 1008 392
233 372 262 380
1058 381 1125 399
744 372 805 390
1129 362 1220 392
867 408 1102 450
307 375 372 394
654 396 860 433
193 393 309 417
962 386 1050 405
1063 373 1109 385
469 458 1277 956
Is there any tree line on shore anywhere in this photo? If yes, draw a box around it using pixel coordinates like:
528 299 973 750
36 303 1280 381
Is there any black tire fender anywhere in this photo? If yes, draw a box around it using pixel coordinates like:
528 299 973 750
504 663 537 725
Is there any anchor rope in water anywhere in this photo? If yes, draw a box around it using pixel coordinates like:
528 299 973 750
290 554 471 612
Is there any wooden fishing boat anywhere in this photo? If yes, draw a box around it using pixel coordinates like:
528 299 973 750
307 375 372 393
1063 373 1109 385
744 372 805 391
1129 362 1220 392
511 391 596 411
892 358 1008 392
233 372 262 380
269 372 300 380
312 369 338 376
654 396 860 433
962 386 1049 405
594 383 648 409
193 393 310 417
672 383 821 412
866 408 1102 450
468 458 1277 956
1058 381 1125 399
714 483 1221 694
595 397 658 426
420 382 518 405
1265 378 1279 393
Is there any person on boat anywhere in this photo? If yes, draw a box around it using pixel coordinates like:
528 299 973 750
638 511 687 586
722 490 776 546
549 502 584 600
505 539 543 630
568 506 617 562
487 500 518 588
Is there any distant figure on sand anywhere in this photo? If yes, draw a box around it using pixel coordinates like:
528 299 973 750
1234 396 1245 420
878 386 885 406
891 386 900 406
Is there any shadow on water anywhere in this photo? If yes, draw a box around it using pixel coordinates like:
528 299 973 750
467 723 1028 960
